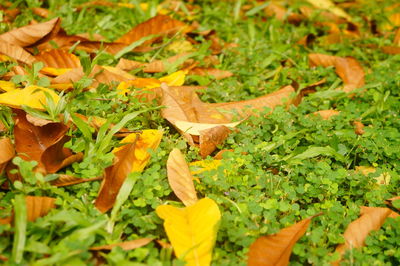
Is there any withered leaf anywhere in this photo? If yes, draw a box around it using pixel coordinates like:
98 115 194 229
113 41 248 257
167 148 198 206
90 238 153 251
0 42 36 65
95 130 163 213
0 137 14 175
333 207 397 265
35 48 81 69
116 15 189 49
248 215 318 266
26 196 56 222
50 175 103 187
199 126 231 158
189 67 233 80
13 110 78 174
0 17 60 47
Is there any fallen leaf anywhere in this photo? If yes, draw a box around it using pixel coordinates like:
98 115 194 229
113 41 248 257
312 110 340 120
90 238 153 251
116 15 189 50
385 196 400 211
306 0 351 21
95 130 163 213
0 42 36 65
309 54 364 92
353 120 365 135
199 126 231 158
333 207 395 265
173 120 242 136
381 46 400 55
248 215 318 266
189 159 222 176
0 85 59 110
156 198 221 266
0 81 15 92
167 148 198 206
0 17 60 47
13 109 78 174
26 196 56 222
355 166 391 185
50 175 103 187
0 137 14 175
35 49 81 69
189 67 233 80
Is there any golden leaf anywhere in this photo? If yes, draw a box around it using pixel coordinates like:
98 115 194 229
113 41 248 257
156 198 221 266
0 85 59 110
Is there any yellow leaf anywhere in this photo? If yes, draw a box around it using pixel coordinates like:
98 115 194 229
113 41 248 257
0 85 59 110
0 81 16 92
173 120 243 136
189 160 222 176
306 0 351 21
159 70 187 86
41 67 72 76
0 54 12 62
156 198 221 266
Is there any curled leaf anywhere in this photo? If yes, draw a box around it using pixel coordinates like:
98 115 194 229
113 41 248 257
90 238 153 251
0 137 14 174
95 130 163 213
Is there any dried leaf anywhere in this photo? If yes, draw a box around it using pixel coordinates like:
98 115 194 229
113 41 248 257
35 49 81 68
381 46 400 55
0 85 59 110
13 110 76 174
173 120 242 136
353 120 365 135
0 137 14 175
199 126 231 158
95 130 163 213
167 148 198 206
26 196 56 222
248 215 317 266
313 110 340 120
309 54 364 92
0 17 60 47
306 0 351 21
156 198 221 266
90 238 153 251
385 196 400 211
0 42 36 65
50 175 103 187
189 67 233 80
333 207 395 265
116 15 189 50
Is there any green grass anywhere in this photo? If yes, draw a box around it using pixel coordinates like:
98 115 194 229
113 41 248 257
1 0 400 265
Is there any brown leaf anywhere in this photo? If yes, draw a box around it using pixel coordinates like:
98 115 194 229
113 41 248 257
312 110 340 120
0 137 14 175
35 49 81 68
13 110 77 174
167 148 198 206
26 196 56 222
353 120 365 135
116 15 189 49
385 196 400 211
90 238 153 251
0 17 60 47
95 130 163 213
248 215 318 266
333 207 395 265
0 42 36 65
50 175 103 187
31 7 50 18
382 46 400 55
189 67 233 80
199 126 231 158
309 53 365 92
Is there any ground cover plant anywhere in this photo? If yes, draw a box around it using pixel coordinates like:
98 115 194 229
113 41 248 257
0 0 399 265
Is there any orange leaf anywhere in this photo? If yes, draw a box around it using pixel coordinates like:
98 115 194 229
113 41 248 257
167 148 198 206
199 126 231 158
248 215 318 266
189 67 233 80
0 42 36 65
26 196 56 222
309 53 364 92
0 137 14 175
333 207 396 265
95 130 163 213
90 238 153 251
35 49 81 69
13 110 78 174
312 110 340 120
0 17 60 47
116 15 189 49
382 46 400 55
